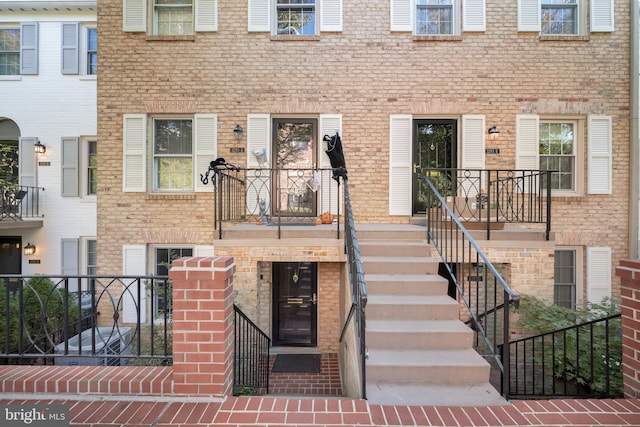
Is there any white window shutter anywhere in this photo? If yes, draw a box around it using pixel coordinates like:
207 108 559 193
462 0 486 32
248 0 271 32
390 0 413 32
590 0 614 32
587 115 612 194
517 0 540 32
515 115 540 170
389 115 412 216
194 114 218 192
19 137 37 187
320 0 342 32
246 114 271 216
61 22 79 74
62 137 79 197
123 0 147 32
195 245 215 257
320 114 343 215
123 114 147 192
586 247 611 304
20 22 38 75
195 0 218 32
122 245 147 324
61 238 79 291
461 115 485 169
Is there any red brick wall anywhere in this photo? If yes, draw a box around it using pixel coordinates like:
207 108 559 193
170 256 235 397
616 260 640 399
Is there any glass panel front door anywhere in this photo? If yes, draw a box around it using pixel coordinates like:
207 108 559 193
272 262 317 347
413 119 457 215
273 119 317 217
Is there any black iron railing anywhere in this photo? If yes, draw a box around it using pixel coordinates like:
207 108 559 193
424 177 520 398
207 167 341 239
505 313 622 399
424 169 552 240
233 304 270 393
338 178 368 399
0 275 172 366
0 185 44 221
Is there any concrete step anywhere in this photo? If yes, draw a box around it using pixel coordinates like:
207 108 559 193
365 273 449 296
366 294 460 321
355 224 428 241
365 382 508 406
366 348 491 384
359 240 431 257
362 256 439 275
366 319 474 350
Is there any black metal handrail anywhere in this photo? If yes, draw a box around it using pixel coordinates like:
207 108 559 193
338 177 368 399
0 275 172 365
424 177 520 398
207 167 341 239
424 169 552 240
0 185 44 221
233 304 270 393
505 313 622 399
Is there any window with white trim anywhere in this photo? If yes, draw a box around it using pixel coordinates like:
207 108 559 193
0 27 19 75
0 23 38 75
539 121 576 191
87 140 97 195
416 0 455 35
554 249 576 309
123 113 217 193
61 137 97 198
248 0 342 34
154 0 193 35
62 23 97 76
86 27 97 75
154 247 192 320
123 0 218 34
518 0 614 34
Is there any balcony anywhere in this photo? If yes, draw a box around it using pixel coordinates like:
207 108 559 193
0 185 44 229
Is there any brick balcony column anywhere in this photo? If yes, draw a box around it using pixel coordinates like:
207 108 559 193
616 259 640 398
169 256 235 397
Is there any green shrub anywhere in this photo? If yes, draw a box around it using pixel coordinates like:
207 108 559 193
517 295 622 397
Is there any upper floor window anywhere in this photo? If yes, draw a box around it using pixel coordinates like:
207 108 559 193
390 0 485 35
62 137 98 198
87 140 97 195
276 0 316 35
248 0 342 34
123 0 218 34
87 28 97 74
0 28 19 75
153 118 193 191
541 0 577 35
539 121 576 191
518 0 614 34
154 0 193 35
416 0 454 35
554 249 576 309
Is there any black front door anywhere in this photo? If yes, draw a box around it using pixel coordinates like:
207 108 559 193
413 119 457 215
272 262 317 347
0 237 21 275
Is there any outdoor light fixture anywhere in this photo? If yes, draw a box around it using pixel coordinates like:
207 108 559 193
23 242 36 256
233 124 244 140
34 140 46 154
488 126 500 141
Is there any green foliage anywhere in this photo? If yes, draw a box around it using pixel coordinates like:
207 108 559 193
233 386 258 396
517 295 622 397
0 278 79 355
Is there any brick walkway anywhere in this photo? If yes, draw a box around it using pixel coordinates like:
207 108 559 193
1 395 640 426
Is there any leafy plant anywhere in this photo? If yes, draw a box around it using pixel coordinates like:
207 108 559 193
517 295 622 397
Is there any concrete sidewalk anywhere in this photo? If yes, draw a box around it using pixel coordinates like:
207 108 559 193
2 394 640 427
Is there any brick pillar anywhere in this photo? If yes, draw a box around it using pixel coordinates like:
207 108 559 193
616 259 640 398
170 256 235 397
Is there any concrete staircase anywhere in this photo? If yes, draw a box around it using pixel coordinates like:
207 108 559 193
358 225 507 406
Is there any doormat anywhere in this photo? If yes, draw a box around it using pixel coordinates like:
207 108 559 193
272 354 321 373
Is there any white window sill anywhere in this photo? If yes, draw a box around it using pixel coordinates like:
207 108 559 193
79 75 97 81
0 75 22 81
413 35 462 42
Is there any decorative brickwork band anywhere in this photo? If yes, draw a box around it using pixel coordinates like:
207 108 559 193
170 256 236 397
616 259 640 399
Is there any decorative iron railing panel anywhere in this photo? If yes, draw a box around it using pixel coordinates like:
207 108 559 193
505 313 622 399
0 185 44 221
424 176 520 398
0 275 172 365
424 169 552 240
233 304 270 393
